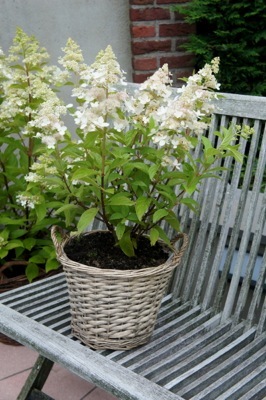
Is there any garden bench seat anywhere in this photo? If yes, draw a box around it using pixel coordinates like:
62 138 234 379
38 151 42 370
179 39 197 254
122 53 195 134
0 92 266 400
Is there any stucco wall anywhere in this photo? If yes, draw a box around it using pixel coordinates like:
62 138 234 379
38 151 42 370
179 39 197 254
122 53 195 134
0 0 132 80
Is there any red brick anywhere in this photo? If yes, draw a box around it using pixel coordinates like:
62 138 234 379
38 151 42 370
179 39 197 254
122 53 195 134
131 25 156 38
159 23 179 37
133 57 158 70
132 39 172 55
130 7 170 21
159 22 195 36
133 72 154 83
160 54 195 68
130 0 154 4
176 22 196 35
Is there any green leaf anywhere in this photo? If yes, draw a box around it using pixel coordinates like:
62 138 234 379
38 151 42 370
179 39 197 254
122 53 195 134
153 209 169 223
124 162 149 176
77 208 99 232
183 176 200 195
148 164 159 180
15 247 24 258
55 204 80 215
25 263 39 283
72 168 97 180
107 194 134 206
5 239 24 250
119 231 135 257
35 203 47 222
84 131 99 147
150 227 160 246
23 238 37 250
228 148 243 163
152 226 171 246
0 249 8 258
220 128 235 147
45 258 59 272
29 255 45 264
165 211 180 231
0 229 9 241
179 198 199 213
1 217 25 225
109 213 125 221
202 136 213 150
116 223 126 240
135 197 151 221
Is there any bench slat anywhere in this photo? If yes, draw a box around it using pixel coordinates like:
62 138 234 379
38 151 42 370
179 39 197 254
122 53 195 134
0 303 182 400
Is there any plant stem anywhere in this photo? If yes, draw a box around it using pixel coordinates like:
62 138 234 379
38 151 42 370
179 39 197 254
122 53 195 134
0 160 19 215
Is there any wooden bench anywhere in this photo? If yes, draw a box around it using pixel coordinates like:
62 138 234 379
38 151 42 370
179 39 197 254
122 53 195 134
0 92 266 400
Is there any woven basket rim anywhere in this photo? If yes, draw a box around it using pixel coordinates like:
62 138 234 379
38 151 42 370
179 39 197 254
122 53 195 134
54 229 187 279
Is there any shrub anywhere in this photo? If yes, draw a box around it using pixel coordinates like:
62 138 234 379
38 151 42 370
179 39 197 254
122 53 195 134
0 28 67 281
173 0 266 95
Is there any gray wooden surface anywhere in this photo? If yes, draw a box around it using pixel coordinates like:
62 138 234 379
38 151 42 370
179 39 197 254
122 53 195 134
0 91 266 399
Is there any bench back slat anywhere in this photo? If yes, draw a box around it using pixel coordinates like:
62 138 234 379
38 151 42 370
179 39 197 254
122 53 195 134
170 93 266 325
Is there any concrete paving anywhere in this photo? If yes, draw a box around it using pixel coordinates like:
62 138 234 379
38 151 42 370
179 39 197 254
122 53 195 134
0 341 117 400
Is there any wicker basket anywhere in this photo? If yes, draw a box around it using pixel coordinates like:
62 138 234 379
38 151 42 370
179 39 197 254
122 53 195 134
51 226 188 350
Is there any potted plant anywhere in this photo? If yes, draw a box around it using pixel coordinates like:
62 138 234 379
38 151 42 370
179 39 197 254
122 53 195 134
22 40 252 350
0 28 66 289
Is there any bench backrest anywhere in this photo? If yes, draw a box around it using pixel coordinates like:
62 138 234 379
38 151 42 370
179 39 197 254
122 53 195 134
170 93 266 330
90 88 266 329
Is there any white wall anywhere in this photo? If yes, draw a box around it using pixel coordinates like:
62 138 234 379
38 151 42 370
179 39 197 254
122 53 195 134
0 0 132 80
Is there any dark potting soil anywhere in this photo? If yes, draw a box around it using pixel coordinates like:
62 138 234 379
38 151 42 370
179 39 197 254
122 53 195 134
64 231 170 270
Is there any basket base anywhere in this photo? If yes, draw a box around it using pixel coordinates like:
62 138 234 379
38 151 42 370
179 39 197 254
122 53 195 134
72 326 152 350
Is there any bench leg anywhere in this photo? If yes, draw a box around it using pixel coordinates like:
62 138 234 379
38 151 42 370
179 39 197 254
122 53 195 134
17 355 54 400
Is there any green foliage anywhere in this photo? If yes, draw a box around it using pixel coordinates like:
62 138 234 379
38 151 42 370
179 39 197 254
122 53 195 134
0 29 65 281
0 31 253 264
173 0 266 95
32 118 251 257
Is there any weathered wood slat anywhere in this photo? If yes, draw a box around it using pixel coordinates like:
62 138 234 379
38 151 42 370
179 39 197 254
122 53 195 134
0 304 182 400
183 333 266 399
221 123 266 322
214 92 266 119
237 378 266 400
124 311 214 372
215 362 266 400
234 192 266 325
165 327 256 391
142 316 221 373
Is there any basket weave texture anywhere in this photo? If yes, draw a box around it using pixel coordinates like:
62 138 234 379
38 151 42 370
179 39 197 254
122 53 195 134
52 227 188 350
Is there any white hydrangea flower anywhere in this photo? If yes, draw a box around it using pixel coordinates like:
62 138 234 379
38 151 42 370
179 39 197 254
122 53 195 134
162 156 181 169
58 38 87 77
25 172 42 183
88 45 125 86
41 135 57 149
16 194 40 209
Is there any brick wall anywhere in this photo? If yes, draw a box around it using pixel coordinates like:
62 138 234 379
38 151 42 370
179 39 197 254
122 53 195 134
129 0 195 86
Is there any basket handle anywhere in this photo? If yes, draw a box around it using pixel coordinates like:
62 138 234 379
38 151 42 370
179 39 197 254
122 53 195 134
51 226 70 257
170 232 189 264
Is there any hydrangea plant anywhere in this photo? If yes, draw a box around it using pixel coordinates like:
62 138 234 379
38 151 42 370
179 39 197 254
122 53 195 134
0 28 67 281
22 39 253 257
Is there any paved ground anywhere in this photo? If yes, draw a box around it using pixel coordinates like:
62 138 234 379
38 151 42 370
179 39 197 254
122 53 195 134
0 341 117 400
